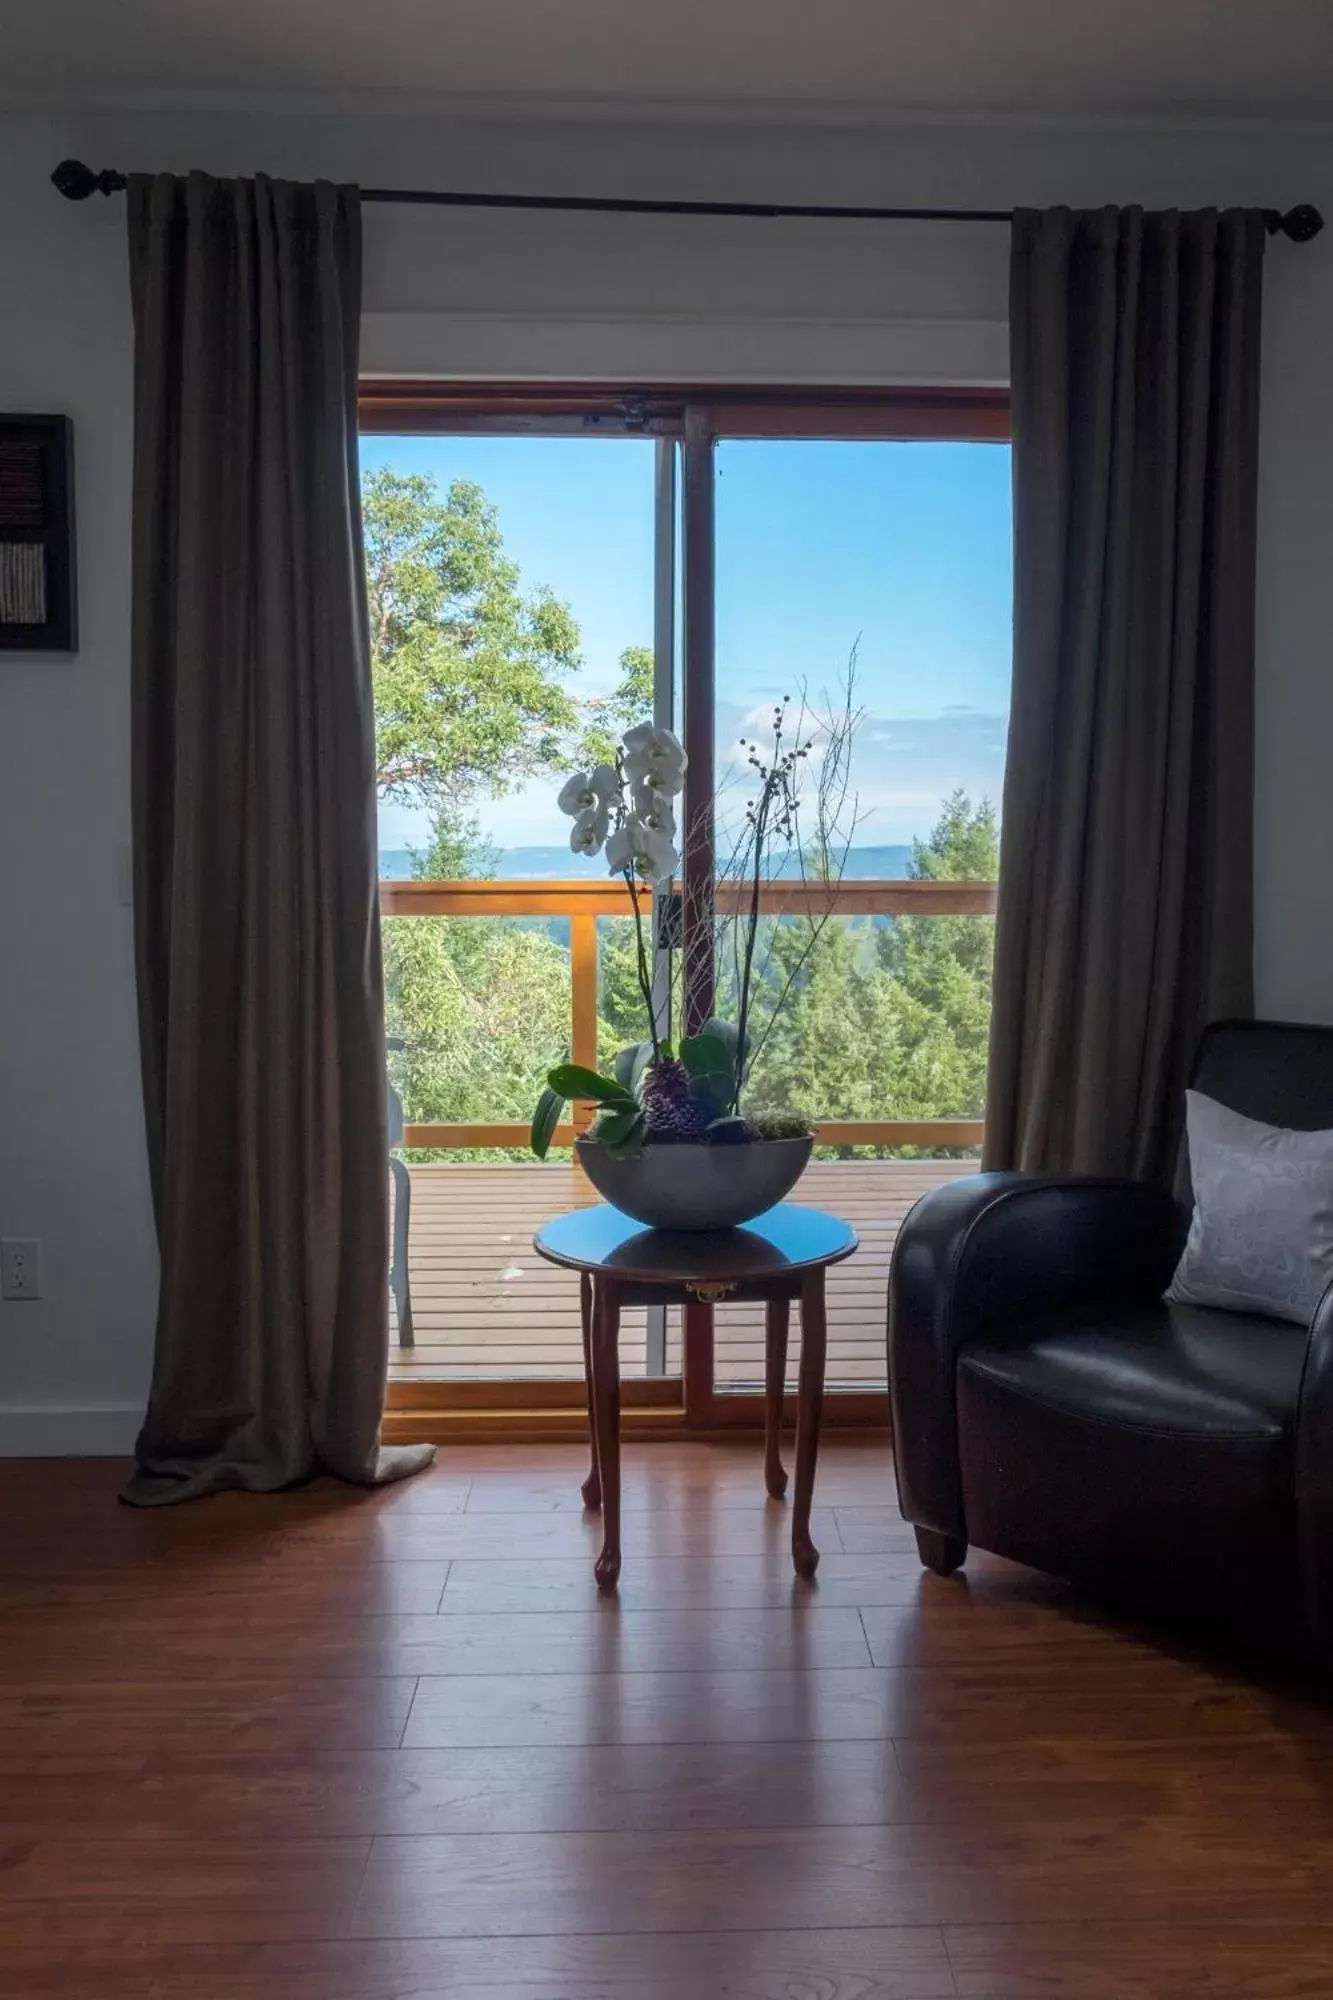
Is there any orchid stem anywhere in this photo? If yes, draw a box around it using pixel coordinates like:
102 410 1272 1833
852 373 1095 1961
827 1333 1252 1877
733 786 766 1116
625 869 663 1065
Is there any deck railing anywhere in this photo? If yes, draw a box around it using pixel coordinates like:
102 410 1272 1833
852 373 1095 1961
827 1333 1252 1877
379 877 997 1152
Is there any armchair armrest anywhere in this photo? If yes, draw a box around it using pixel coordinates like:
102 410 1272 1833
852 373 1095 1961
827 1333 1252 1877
1295 1279 1333 1658
888 1172 1184 1542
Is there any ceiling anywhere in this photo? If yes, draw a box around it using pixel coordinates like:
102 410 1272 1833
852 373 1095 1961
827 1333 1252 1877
6 0 1333 119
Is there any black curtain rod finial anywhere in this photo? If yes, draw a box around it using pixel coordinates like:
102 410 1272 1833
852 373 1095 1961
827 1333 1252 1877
49 158 1323 241
52 158 126 201
1273 203 1323 243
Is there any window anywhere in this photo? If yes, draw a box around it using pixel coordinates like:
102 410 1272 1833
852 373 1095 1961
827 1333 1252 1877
362 384 1009 1415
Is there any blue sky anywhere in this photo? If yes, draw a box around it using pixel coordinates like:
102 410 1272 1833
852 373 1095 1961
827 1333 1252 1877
363 433 1012 853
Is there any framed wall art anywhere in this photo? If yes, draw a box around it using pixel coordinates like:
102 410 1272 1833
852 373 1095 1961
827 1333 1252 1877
0 415 76 652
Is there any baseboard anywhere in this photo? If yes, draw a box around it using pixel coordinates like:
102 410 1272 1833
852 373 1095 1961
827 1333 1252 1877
0 1405 141 1456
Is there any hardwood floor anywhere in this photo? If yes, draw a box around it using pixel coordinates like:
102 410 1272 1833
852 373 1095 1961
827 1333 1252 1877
2 1441 1333 1996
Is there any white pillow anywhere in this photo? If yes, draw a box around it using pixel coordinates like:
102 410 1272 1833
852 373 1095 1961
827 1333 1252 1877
1166 1090 1333 1326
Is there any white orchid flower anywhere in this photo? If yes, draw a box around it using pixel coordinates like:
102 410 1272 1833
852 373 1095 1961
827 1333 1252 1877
569 806 609 857
604 820 638 874
557 763 619 818
606 815 679 883
622 724 687 790
630 759 685 802
632 781 676 835
644 828 680 881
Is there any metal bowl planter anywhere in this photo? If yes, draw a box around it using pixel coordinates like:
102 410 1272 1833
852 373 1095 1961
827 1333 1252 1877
575 1132 814 1232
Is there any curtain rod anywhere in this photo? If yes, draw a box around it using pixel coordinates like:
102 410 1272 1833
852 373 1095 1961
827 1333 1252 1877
49 159 1325 241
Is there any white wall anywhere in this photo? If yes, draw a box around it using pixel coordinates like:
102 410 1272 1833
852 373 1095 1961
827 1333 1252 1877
2 101 1332 1449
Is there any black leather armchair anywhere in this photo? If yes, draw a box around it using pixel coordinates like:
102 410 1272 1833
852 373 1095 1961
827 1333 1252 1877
888 1020 1333 1660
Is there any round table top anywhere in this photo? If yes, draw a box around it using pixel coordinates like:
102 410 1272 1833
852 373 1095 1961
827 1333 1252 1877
533 1203 858 1284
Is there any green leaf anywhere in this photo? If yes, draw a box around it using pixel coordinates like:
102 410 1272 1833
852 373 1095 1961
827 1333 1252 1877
529 1085 564 1161
695 1017 743 1115
546 1063 636 1106
679 1032 735 1082
612 1041 653 1096
594 1106 646 1155
701 1017 740 1060
680 1031 737 1120
690 1077 733 1120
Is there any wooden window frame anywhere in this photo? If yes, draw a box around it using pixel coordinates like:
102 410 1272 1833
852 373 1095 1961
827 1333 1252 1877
360 379 1009 442
368 379 1008 1436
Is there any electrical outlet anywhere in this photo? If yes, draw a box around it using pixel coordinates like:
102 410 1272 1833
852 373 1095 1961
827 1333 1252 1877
1 1240 41 1301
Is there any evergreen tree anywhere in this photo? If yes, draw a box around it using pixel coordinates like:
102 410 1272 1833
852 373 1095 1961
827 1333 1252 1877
878 790 998 1122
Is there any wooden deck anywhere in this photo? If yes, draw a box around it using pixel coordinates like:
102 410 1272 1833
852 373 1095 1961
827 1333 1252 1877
390 1159 971 1385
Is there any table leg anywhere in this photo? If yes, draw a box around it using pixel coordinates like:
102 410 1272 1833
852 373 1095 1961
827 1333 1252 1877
763 1297 790 1499
792 1270 828 1579
579 1271 601 1510
589 1277 622 1592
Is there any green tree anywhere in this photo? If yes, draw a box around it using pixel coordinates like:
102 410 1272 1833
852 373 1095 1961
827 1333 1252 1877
384 913 572 1159
368 470 658 1153
746 920 979 1130
907 788 1000 881
405 805 499 882
878 790 998 1119
365 468 584 810
575 643 656 767
720 792 998 1153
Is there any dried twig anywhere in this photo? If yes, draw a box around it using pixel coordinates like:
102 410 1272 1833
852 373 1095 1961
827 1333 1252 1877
675 653 864 1104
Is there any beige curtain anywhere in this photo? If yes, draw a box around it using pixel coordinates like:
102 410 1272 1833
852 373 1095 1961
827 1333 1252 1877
124 172 433 1503
985 206 1265 1183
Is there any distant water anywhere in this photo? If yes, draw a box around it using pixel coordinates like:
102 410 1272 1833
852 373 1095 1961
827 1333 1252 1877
380 843 917 881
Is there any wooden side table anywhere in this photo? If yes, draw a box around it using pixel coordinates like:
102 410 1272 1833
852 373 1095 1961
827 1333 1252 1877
533 1202 858 1591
